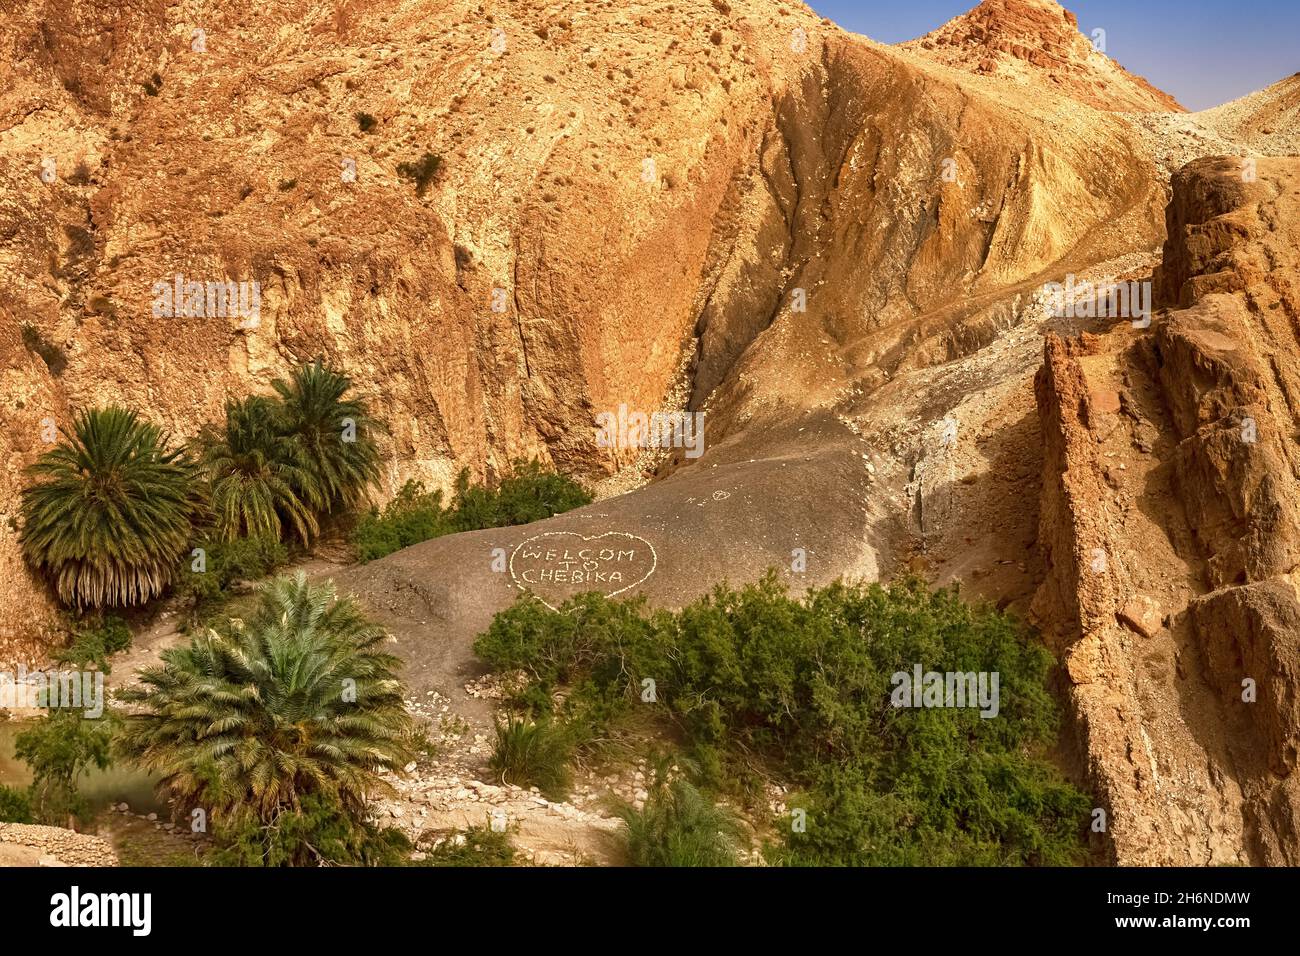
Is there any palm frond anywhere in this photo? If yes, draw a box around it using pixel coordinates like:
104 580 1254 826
20 406 204 608
271 358 385 513
117 572 412 826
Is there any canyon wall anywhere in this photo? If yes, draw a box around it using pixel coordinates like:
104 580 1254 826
1034 157 1300 864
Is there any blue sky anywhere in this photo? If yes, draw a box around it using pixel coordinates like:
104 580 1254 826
807 0 1299 111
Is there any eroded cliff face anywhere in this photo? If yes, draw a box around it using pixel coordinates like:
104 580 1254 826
1033 157 1300 865
0 0 807 649
1157 158 1300 866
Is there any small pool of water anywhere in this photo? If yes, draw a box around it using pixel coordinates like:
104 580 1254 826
0 720 166 816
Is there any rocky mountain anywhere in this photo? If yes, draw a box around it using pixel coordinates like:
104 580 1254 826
901 0 1184 112
1 0 1298 866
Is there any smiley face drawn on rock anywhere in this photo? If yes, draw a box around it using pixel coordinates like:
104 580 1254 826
508 531 658 610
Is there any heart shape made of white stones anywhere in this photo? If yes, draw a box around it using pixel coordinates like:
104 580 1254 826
508 531 658 610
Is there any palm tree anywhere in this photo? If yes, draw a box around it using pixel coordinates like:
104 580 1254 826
272 359 383 514
20 406 203 608
200 395 322 543
116 573 412 827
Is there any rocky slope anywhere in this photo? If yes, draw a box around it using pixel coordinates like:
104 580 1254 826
0 0 1169 655
1199 73 1300 156
0 822 117 866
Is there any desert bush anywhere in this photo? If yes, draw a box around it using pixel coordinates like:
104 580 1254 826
209 791 411 867
351 462 591 563
54 615 132 674
476 590 653 704
352 481 453 562
476 574 1091 866
617 770 744 867
396 152 443 196
767 757 1087 867
355 111 377 132
451 459 592 532
416 822 518 867
489 713 575 801
173 534 288 616
0 785 34 824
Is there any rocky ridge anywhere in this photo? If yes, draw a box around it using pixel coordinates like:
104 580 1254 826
1032 157 1300 864
901 0 1183 112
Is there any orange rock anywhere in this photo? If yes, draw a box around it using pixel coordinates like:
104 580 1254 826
1118 594 1163 637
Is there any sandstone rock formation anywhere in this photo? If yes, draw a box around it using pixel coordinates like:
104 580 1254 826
1033 157 1300 865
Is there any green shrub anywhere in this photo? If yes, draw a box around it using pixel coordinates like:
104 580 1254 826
55 615 132 674
350 462 591 563
474 591 653 720
14 708 114 826
452 460 592 532
396 152 443 196
174 534 288 615
352 481 453 562
209 792 411 867
617 771 744 867
489 713 575 801
355 111 377 132
0 785 34 824
475 574 1091 866
416 822 518 867
767 757 1088 867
